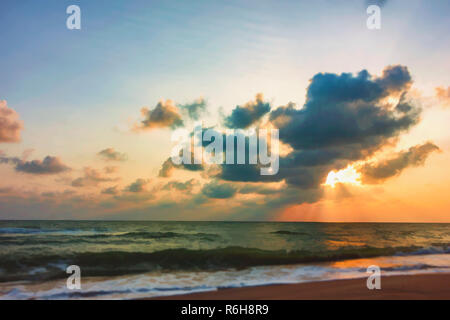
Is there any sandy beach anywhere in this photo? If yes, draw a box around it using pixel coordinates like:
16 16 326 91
152 273 450 300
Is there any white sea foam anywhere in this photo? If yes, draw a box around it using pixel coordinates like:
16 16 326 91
1 253 449 300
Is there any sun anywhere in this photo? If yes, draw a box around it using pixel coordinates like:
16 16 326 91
324 165 362 188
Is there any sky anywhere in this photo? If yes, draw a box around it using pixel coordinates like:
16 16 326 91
0 0 449 221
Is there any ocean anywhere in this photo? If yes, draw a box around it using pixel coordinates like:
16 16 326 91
0 221 449 299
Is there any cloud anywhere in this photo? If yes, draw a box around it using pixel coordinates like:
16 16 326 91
179 65 422 203
301 66 411 110
172 65 421 193
263 65 417 187
163 179 199 192
224 93 271 128
435 86 450 107
178 98 207 120
0 100 23 143
202 181 237 199
98 148 128 162
158 158 174 177
1 152 70 175
72 167 118 187
136 100 183 130
359 142 440 183
41 190 76 198
376 65 412 93
124 178 150 193
238 184 281 195
0 155 20 165
104 166 119 174
15 156 71 175
158 156 204 178
0 65 436 220
102 186 119 195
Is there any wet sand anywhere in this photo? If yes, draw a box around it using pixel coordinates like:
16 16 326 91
151 273 450 300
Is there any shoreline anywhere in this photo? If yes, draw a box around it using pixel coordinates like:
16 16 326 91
150 273 450 300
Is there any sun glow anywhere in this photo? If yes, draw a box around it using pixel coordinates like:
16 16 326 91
324 165 362 188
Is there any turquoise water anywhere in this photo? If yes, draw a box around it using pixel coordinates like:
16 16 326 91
0 221 449 299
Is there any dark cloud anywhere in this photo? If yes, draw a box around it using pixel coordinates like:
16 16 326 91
0 100 23 143
15 156 71 175
262 65 417 187
212 65 420 191
202 181 237 199
158 158 174 177
198 128 280 182
238 184 280 195
72 167 118 187
218 163 266 182
224 187 323 221
163 179 198 192
0 155 20 165
376 65 412 93
277 66 415 151
178 98 207 120
124 178 150 193
224 93 271 128
158 156 204 178
98 148 128 162
1 154 71 175
102 186 119 195
136 100 183 130
359 142 440 183
1 153 70 175
41 190 76 198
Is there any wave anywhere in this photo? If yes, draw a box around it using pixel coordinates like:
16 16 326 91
0 227 56 234
1 244 448 283
0 227 109 236
108 231 219 240
271 230 309 236
0 231 220 246
381 264 450 272
395 246 450 256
